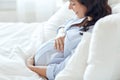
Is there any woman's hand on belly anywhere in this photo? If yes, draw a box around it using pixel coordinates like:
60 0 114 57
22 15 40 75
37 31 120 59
54 36 65 52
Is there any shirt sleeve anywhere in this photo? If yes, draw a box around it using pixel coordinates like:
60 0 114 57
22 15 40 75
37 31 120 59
46 58 66 80
56 27 65 38
46 53 71 80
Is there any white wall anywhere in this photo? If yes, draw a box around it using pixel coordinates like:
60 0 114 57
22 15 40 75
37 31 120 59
16 0 58 23
0 10 17 22
0 0 67 22
0 0 17 22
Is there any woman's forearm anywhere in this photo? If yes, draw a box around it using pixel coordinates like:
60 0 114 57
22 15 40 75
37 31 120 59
29 66 47 78
27 56 47 78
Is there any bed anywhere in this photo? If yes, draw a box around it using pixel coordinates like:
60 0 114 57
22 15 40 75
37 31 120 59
0 22 46 80
0 0 120 80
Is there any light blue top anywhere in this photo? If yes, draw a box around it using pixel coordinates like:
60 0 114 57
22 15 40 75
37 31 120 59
34 17 93 80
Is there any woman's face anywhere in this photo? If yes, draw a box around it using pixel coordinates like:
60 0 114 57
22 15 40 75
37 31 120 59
69 0 87 18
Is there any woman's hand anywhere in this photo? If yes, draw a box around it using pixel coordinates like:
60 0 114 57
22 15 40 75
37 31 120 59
27 56 34 68
26 56 47 78
54 36 65 52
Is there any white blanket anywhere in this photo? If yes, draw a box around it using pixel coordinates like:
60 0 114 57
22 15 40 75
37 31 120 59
0 22 47 80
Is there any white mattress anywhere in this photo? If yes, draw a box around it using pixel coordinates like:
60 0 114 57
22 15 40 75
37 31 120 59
0 22 47 80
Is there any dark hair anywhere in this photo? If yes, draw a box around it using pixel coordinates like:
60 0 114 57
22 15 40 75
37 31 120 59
77 0 112 31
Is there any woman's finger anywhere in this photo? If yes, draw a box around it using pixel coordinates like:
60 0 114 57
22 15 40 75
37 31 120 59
55 38 60 51
58 37 64 51
27 56 34 66
54 37 65 51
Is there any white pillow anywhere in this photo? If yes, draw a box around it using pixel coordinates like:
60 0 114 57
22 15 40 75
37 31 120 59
47 1 74 30
108 0 120 5
44 1 75 41
84 13 120 80
55 32 91 80
112 3 120 14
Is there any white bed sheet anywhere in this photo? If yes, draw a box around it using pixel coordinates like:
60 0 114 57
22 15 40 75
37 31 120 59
0 22 47 80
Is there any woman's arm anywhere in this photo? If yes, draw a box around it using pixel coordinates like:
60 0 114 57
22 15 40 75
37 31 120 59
29 66 47 78
27 27 66 79
27 56 47 78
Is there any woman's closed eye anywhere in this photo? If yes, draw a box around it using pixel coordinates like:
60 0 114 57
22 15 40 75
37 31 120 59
71 2 76 6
